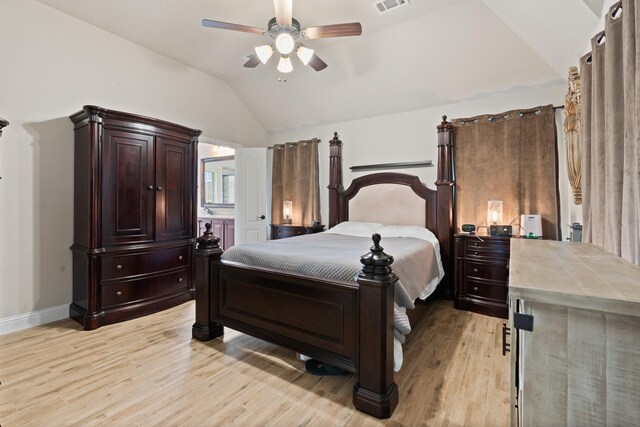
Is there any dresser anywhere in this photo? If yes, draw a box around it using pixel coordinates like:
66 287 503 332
270 224 325 240
454 234 510 318
69 106 200 330
509 240 640 426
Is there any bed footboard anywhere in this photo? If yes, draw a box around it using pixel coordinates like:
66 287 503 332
191 227 399 419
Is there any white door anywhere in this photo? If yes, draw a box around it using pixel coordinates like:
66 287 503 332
235 147 268 243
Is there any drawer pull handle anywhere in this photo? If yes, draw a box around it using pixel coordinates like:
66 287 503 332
472 268 479 273
474 252 478 256
502 322 511 355
157 186 163 191
177 277 183 283
474 243 479 247
147 185 154 191
116 264 123 270
116 290 122 296
178 255 183 260
473 286 479 291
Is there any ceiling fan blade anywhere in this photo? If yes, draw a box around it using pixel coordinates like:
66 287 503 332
301 22 362 39
202 19 265 35
243 54 261 68
273 0 293 26
308 54 328 72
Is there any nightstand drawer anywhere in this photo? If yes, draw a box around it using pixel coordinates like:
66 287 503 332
465 240 510 260
270 224 325 240
463 278 507 301
465 259 509 282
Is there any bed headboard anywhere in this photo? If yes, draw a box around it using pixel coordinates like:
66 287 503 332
340 173 437 232
327 117 455 297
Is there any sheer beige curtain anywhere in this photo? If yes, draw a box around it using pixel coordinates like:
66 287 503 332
580 1 639 265
271 139 321 225
453 106 561 240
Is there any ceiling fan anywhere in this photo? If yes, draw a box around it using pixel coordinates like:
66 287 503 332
202 0 362 73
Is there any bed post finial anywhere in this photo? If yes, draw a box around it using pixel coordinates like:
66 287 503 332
354 234 399 418
195 223 221 251
435 115 455 299
358 234 397 281
328 131 343 229
192 223 224 341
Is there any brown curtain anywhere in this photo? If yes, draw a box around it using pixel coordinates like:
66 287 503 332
453 106 561 240
580 1 639 265
271 139 321 225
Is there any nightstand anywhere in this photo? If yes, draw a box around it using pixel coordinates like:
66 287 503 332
454 234 511 318
270 224 325 240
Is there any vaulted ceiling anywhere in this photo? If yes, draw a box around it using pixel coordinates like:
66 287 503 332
35 0 603 132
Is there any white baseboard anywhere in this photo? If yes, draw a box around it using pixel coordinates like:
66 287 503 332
0 304 69 335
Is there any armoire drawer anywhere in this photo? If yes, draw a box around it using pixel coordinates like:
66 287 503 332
101 268 190 308
465 259 509 282
101 246 190 280
463 278 507 301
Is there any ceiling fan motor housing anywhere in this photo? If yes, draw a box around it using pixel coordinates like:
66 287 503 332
267 17 301 39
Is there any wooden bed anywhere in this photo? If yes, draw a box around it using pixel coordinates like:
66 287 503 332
191 117 455 419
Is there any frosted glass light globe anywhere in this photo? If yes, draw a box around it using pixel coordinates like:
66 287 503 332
275 33 295 55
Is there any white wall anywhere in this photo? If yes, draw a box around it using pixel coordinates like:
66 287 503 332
270 83 582 239
0 0 268 323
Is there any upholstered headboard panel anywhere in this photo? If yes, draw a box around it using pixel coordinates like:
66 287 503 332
349 184 427 227
338 172 438 235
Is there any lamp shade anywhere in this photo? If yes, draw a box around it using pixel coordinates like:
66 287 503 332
296 45 314 66
487 200 503 225
277 56 293 73
275 33 295 55
283 200 293 224
255 45 273 64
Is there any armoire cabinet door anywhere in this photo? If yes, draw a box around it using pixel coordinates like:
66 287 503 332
155 137 193 240
102 129 155 245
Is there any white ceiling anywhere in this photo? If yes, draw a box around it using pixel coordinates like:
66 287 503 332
35 0 602 133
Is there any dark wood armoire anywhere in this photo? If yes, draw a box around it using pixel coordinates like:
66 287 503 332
69 105 200 330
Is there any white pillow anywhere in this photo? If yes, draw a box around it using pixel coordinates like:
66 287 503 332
376 225 438 243
325 221 384 237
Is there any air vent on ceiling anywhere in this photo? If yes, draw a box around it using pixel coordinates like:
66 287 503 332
372 0 410 15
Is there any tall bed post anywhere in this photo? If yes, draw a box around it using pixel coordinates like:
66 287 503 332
436 116 455 299
328 132 343 229
353 234 399 419
192 224 224 341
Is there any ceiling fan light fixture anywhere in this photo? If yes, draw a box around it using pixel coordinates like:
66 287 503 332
275 33 295 54
277 55 293 73
255 45 274 64
296 45 314 66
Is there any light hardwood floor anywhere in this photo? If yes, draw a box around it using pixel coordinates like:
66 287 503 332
0 299 510 426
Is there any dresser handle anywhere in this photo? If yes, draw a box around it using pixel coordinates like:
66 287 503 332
502 322 511 356
116 264 123 270
178 255 183 260
474 252 478 256
177 277 183 283
157 186 163 191
116 290 122 296
474 243 479 247
473 268 479 273
473 286 479 291
147 185 154 191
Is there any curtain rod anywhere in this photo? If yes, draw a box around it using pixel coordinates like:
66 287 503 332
553 105 565 111
268 139 321 149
